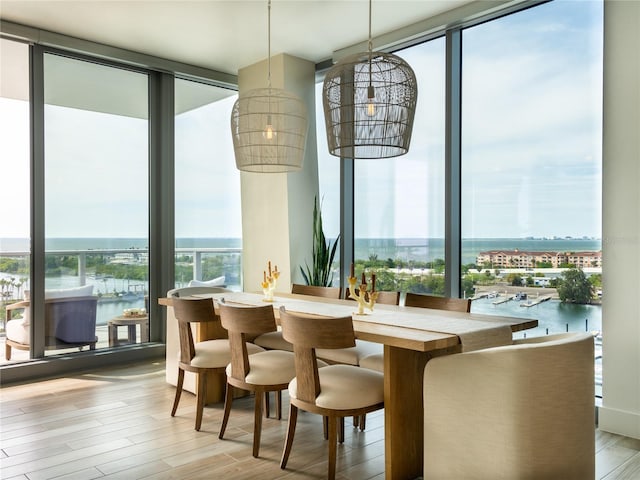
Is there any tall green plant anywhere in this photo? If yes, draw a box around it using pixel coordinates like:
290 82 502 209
300 197 340 286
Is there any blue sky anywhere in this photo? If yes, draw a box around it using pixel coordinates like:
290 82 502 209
1 0 603 242
319 0 603 240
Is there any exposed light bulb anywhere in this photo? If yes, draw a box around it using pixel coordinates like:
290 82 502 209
263 116 277 140
366 85 376 117
263 123 276 140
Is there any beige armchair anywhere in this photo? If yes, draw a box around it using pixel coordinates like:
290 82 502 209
5 285 98 360
423 332 595 479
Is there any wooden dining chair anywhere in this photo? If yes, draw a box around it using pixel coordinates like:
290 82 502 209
344 287 400 431
170 297 264 431
217 300 298 457
292 283 342 298
278 307 384 480
344 287 400 307
404 292 472 312
253 283 342 352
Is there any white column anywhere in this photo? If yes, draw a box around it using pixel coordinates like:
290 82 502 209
600 0 640 439
237 53 319 294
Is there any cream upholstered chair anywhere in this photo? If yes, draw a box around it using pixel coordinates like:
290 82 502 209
5 285 98 360
360 292 471 373
217 301 297 457
165 286 230 396
423 332 595 480
278 307 384 480
253 284 342 353
170 297 264 431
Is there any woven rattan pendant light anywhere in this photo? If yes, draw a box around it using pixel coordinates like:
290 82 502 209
322 0 417 159
230 0 308 173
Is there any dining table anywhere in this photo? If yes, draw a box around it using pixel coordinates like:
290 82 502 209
160 290 537 480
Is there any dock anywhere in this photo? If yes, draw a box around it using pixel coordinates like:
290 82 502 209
492 295 514 305
520 295 552 307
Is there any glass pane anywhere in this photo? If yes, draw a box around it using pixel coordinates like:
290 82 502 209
353 38 446 296
43 53 149 355
174 79 241 290
316 83 341 287
0 39 31 364
461 2 603 393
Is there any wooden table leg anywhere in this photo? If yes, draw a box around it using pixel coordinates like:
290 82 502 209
108 324 117 347
140 320 149 342
127 325 137 343
383 345 430 480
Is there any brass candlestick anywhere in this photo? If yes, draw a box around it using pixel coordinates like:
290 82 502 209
261 261 279 302
347 275 378 315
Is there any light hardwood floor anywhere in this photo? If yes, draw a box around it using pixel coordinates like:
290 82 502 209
1 360 638 480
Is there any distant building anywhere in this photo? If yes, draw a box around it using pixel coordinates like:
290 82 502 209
476 250 602 269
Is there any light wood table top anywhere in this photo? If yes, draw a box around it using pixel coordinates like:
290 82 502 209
159 291 537 479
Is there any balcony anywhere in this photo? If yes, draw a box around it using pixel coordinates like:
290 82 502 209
0 246 242 365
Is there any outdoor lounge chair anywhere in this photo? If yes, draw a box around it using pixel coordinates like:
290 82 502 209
4 285 98 360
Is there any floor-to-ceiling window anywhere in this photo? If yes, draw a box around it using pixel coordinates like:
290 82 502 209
317 0 603 394
174 79 242 290
460 1 603 395
0 39 31 364
42 53 149 356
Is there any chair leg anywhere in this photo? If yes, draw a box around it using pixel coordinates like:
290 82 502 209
328 415 338 480
280 404 298 469
5 343 11 361
195 371 207 431
253 389 264 458
323 416 329 440
359 414 366 431
219 382 234 439
276 390 282 420
353 415 359 428
171 368 184 417
339 417 345 444
264 391 270 418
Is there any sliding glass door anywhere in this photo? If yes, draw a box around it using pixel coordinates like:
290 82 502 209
0 39 31 364
42 53 149 356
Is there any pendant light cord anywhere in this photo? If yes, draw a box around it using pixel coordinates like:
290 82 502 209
267 0 272 89
368 0 372 53
368 0 373 91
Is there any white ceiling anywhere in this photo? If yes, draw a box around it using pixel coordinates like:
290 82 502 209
0 0 474 75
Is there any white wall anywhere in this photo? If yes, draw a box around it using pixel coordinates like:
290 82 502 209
237 53 318 294
600 0 640 439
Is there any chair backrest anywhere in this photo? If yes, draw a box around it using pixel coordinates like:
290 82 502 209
423 332 595 479
172 297 219 365
279 306 355 403
291 284 342 299
405 292 471 312
218 301 276 381
168 286 230 298
345 288 400 306
45 296 98 344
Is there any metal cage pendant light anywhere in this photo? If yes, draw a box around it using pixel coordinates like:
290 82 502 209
322 0 418 159
231 0 308 173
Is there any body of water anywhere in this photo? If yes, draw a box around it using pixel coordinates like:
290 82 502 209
356 237 602 265
2 236 602 328
471 296 601 338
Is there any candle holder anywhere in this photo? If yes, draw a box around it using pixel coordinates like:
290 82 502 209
261 261 280 302
347 275 379 315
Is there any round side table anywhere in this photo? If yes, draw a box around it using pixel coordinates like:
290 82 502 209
108 315 149 347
